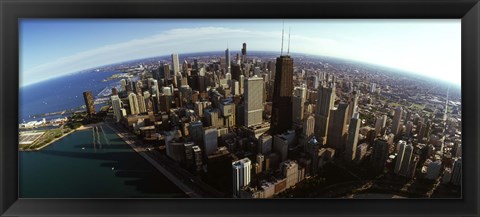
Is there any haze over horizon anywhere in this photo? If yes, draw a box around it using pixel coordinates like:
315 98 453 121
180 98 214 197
20 19 461 87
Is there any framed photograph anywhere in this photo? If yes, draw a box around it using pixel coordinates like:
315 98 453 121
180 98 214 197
1 0 479 216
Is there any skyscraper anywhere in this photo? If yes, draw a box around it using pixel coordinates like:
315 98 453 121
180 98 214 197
192 145 203 172
189 120 203 145
232 158 252 197
225 48 231 73
302 115 315 138
326 103 349 150
163 64 171 80
151 79 160 97
392 107 403 136
451 158 462 185
203 127 218 156
120 79 127 93
270 55 293 134
256 154 264 173
394 140 407 174
292 85 306 125
244 76 264 127
231 63 241 82
83 91 96 116
314 82 336 144
135 80 143 94
128 92 140 115
111 87 118 96
405 121 414 137
375 115 387 136
172 53 180 76
111 95 123 122
346 91 358 125
241 43 247 63
126 78 134 93
345 113 361 161
137 93 146 114
370 139 389 173
398 142 413 177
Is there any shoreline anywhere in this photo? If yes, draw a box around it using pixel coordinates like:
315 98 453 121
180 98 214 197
104 123 201 198
20 122 104 152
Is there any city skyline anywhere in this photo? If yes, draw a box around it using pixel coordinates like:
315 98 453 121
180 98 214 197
20 19 461 87
19 41 462 198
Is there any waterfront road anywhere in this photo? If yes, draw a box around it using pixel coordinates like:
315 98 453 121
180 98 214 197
106 123 225 198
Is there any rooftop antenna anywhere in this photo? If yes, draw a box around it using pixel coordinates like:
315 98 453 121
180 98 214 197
287 27 291 56
281 21 285 56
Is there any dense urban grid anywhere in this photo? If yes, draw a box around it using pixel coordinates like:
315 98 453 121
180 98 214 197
22 40 462 198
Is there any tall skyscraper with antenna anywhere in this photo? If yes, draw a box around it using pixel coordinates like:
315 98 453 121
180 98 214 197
271 26 294 134
241 43 247 63
225 47 231 73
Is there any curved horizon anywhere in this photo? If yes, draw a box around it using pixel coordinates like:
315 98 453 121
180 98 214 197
21 49 461 89
20 19 461 87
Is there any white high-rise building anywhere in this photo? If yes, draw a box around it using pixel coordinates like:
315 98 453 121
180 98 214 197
244 76 264 127
172 53 180 75
302 115 315 138
128 92 140 115
230 80 240 96
137 93 146 114
151 79 160 97
111 95 123 122
239 75 245 95
232 158 252 197
292 85 306 125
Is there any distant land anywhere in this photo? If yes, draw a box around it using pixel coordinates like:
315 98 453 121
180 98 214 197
21 51 461 89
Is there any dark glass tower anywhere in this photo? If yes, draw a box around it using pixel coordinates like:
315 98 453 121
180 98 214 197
83 91 96 116
241 43 247 63
270 55 293 134
231 63 241 81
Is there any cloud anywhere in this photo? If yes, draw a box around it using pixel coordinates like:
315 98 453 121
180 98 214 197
20 27 262 85
21 24 460 86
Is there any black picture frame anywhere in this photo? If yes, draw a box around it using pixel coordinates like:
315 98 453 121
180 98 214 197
1 0 479 216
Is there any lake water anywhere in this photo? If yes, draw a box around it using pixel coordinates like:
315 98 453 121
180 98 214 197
19 71 120 123
19 124 186 198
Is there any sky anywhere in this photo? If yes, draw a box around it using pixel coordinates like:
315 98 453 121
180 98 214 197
20 19 461 87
